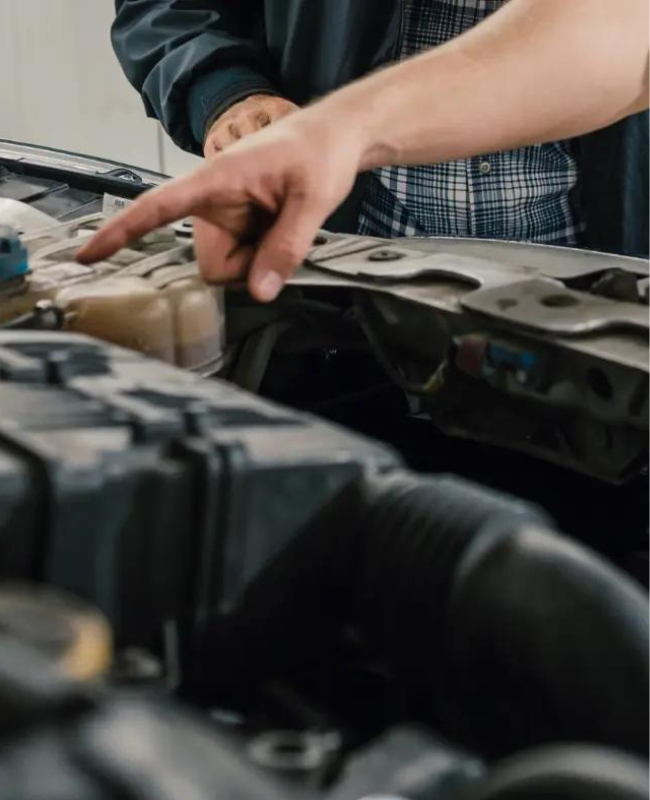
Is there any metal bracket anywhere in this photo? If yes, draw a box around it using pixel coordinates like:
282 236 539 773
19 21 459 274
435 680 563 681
307 241 511 288
305 235 650 339
461 278 649 336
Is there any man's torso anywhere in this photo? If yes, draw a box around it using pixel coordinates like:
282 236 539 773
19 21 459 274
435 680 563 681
357 0 585 244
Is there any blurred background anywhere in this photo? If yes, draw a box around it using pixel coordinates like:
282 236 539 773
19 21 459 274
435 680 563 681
0 0 202 176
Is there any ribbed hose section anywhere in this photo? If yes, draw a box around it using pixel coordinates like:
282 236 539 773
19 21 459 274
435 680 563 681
456 745 649 800
347 473 649 757
207 470 648 758
348 473 549 655
206 472 546 695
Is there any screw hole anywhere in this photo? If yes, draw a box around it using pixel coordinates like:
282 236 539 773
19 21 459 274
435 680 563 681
541 294 579 308
368 249 405 262
497 298 519 310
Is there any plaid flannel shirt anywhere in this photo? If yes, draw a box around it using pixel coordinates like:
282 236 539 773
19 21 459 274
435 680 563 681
358 0 585 245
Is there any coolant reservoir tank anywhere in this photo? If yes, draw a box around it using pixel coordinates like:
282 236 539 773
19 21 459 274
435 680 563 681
57 277 177 363
0 215 226 372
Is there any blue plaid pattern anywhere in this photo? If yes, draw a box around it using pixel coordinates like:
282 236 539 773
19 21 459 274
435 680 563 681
358 0 585 245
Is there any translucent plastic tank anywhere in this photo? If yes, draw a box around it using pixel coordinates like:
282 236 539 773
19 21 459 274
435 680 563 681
0 214 226 373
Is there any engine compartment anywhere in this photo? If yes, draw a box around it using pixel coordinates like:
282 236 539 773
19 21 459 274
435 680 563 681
0 141 648 799
0 329 647 799
1 141 648 550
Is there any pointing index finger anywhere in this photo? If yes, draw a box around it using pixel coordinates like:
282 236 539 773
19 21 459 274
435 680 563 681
76 166 222 264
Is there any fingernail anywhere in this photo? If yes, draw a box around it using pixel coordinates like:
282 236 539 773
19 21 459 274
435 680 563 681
254 270 284 302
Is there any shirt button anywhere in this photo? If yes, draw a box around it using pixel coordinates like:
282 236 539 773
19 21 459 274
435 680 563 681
479 161 491 175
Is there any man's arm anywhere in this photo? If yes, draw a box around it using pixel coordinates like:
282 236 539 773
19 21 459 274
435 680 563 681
112 0 282 153
338 0 649 170
83 0 649 300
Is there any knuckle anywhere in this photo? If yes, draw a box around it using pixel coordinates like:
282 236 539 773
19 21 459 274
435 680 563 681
256 110 271 127
286 174 319 205
209 117 230 138
273 238 303 265
206 127 223 144
212 134 228 150
196 250 225 281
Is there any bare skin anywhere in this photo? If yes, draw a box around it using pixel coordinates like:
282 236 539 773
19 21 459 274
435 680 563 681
203 94 299 157
78 0 649 303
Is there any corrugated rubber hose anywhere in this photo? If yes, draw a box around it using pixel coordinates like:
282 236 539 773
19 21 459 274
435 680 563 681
455 745 649 800
209 471 649 759
347 474 648 757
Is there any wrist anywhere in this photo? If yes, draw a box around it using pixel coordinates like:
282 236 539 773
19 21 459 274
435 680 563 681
317 90 399 174
347 98 397 172
187 66 281 148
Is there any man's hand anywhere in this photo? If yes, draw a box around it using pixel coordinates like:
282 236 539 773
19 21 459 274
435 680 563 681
77 111 363 302
204 95 299 157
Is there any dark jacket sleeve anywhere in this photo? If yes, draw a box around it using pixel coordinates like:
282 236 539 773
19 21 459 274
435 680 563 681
112 1 280 154
578 111 649 258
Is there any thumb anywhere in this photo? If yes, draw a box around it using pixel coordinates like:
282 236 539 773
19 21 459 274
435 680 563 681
248 192 328 302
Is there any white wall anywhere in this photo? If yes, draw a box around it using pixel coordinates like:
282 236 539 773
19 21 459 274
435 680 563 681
0 0 202 176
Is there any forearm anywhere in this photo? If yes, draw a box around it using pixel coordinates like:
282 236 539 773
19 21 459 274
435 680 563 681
319 0 649 169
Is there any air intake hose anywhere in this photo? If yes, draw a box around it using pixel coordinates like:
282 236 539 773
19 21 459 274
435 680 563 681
346 473 648 757
455 745 649 800
342 475 648 754
209 472 648 757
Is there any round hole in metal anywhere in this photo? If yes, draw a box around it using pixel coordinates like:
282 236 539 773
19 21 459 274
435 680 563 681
497 298 519 310
368 250 405 262
541 294 579 308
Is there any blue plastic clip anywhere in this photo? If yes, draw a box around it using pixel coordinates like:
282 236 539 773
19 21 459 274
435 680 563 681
0 226 30 284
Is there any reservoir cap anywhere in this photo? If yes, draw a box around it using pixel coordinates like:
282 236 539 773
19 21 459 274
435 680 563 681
0 225 29 283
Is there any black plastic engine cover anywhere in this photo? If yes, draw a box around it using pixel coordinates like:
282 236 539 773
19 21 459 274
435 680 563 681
0 331 396 648
0 331 647 766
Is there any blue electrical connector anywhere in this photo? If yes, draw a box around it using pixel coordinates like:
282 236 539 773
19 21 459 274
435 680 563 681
0 226 30 284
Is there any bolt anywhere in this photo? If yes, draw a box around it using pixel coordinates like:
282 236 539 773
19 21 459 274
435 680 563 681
247 730 341 773
368 249 406 262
